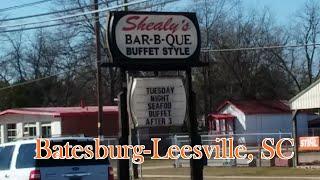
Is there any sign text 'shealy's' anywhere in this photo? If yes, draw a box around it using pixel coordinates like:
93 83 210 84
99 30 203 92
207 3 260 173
122 16 190 33
114 14 198 59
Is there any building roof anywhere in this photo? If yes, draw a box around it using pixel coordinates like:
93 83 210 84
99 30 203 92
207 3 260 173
217 100 291 115
207 113 235 120
0 106 118 117
290 78 320 110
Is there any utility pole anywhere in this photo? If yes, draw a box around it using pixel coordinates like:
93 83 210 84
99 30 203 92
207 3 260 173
123 0 139 178
117 1 131 179
93 0 103 137
292 110 299 167
187 68 204 180
124 0 128 10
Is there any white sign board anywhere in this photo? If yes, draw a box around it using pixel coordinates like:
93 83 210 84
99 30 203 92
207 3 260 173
129 78 187 127
114 14 199 59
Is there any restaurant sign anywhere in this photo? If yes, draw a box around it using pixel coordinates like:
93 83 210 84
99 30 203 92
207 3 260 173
107 11 200 65
128 78 187 127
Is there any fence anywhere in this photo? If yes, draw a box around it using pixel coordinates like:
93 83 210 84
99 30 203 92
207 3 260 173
172 132 293 167
69 132 319 168
100 136 119 146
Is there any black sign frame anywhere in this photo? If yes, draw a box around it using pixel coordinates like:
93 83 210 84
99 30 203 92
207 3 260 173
106 11 201 68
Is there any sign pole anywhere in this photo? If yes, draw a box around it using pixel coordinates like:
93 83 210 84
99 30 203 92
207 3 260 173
93 0 103 138
117 68 130 180
117 2 131 180
291 110 299 167
187 68 203 180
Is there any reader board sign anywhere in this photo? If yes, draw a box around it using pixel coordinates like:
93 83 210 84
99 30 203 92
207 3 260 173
129 78 187 127
107 11 200 65
299 136 320 151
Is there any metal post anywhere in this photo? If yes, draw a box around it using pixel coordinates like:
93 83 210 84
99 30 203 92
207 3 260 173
137 129 142 178
292 110 299 167
131 128 139 179
117 81 130 180
124 0 128 10
187 68 203 180
93 0 103 137
119 1 132 179
173 134 178 167
258 137 262 167
203 52 209 130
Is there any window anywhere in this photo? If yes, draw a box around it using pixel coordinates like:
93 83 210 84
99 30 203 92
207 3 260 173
0 125 2 144
24 123 37 137
16 144 36 169
0 146 14 170
7 124 16 142
17 141 110 168
41 123 51 138
37 140 109 167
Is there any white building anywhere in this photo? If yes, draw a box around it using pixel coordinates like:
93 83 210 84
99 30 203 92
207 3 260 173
290 78 320 110
0 106 119 144
207 100 318 144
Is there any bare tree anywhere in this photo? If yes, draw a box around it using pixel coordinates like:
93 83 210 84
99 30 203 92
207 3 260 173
297 0 320 84
5 32 27 82
269 0 320 92
192 1 295 117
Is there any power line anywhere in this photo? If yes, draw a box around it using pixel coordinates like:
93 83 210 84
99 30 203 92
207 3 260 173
0 0 119 22
0 0 150 29
134 0 177 10
201 43 320 52
0 17 98 33
0 0 53 13
0 64 95 92
1 42 319 91
0 0 179 91
0 0 177 33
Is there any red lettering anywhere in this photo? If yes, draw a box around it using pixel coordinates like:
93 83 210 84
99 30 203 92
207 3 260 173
154 22 164 31
122 16 139 31
164 18 178 33
164 18 173 31
137 16 148 31
170 23 179 33
182 21 190 31
146 22 155 31
121 15 182 33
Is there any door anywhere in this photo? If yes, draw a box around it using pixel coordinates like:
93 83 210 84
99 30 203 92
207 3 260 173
0 145 15 179
14 143 38 179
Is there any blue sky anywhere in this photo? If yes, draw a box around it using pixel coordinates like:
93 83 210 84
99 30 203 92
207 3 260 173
242 0 307 24
1 0 51 18
0 0 310 28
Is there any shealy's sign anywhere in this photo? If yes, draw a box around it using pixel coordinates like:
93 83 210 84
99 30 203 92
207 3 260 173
128 78 187 127
107 11 200 65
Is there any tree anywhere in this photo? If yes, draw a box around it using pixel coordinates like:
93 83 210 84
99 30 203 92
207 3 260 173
271 0 320 92
192 1 295 116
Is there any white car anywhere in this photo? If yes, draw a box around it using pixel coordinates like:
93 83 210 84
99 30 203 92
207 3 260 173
0 137 114 180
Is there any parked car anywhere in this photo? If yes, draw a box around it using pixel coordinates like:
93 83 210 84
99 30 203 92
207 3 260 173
0 137 114 180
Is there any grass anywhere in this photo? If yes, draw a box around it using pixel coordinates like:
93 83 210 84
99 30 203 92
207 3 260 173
137 159 320 177
113 158 320 179
141 167 320 176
